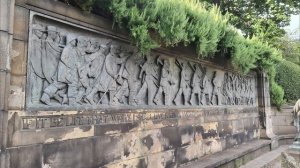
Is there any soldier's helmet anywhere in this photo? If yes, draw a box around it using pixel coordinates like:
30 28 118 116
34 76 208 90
66 35 77 46
32 24 45 38
110 44 121 53
46 26 58 32
77 36 88 47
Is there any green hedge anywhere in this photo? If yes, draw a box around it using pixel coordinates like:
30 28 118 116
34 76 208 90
276 60 300 102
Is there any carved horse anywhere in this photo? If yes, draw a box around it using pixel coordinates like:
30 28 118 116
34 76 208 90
293 99 300 135
291 99 300 149
294 99 300 117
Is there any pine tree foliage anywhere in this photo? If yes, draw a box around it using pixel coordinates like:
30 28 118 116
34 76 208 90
64 0 285 108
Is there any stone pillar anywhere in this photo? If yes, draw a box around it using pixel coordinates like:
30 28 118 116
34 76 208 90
257 71 278 149
0 0 14 167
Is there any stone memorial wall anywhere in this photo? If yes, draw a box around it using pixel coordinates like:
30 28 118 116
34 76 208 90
1 1 263 168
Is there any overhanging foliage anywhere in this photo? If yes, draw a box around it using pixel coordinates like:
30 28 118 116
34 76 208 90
65 0 284 107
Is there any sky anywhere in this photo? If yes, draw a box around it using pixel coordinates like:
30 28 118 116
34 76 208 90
285 15 300 39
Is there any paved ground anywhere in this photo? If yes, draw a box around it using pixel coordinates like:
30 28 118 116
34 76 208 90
181 140 271 168
240 145 289 168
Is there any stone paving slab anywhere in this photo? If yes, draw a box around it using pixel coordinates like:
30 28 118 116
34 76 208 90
181 140 271 168
240 145 289 168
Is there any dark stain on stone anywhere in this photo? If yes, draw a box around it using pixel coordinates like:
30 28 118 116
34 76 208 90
206 140 212 146
91 136 122 167
161 127 181 150
224 108 228 114
169 148 180 168
177 147 189 165
202 129 218 139
194 126 204 134
166 159 177 168
137 158 147 168
179 126 193 136
125 122 139 132
225 135 235 148
142 135 154 150
79 125 92 132
233 132 245 145
94 123 138 136
246 130 254 140
179 126 194 146
124 146 130 157
219 122 232 138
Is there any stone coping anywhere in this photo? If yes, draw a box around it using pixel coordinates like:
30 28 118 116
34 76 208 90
181 139 271 168
278 134 296 140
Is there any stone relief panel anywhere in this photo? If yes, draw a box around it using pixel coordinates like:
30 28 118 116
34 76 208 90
26 14 257 109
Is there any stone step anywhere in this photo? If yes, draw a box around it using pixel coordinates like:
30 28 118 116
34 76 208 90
240 145 289 168
181 140 271 168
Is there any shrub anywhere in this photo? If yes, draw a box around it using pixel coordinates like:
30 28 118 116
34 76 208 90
276 60 300 102
270 82 285 109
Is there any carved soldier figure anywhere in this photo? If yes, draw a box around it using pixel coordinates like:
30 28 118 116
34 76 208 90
31 25 64 105
125 52 142 105
112 51 132 105
30 24 47 103
104 45 129 105
41 35 76 105
154 58 175 106
84 42 109 105
135 54 159 105
41 26 64 84
235 75 242 105
202 72 213 105
64 36 88 105
230 74 238 105
41 36 89 105
241 78 248 105
223 73 233 105
85 45 128 105
173 60 191 105
115 50 142 105
247 78 254 105
189 63 205 105
211 71 223 105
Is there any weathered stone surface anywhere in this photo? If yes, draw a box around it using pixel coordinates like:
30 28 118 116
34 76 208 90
0 0 13 32
13 6 29 41
11 39 26 75
10 75 25 87
8 85 25 110
7 144 42 168
7 107 259 147
0 31 10 70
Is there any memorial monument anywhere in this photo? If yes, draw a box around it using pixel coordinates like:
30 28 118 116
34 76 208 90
0 1 276 168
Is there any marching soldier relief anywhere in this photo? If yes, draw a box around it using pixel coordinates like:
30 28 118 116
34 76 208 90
27 15 256 109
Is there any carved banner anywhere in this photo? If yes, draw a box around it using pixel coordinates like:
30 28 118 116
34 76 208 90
26 13 257 109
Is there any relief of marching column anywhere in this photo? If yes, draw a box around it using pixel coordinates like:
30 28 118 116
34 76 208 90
26 14 256 109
